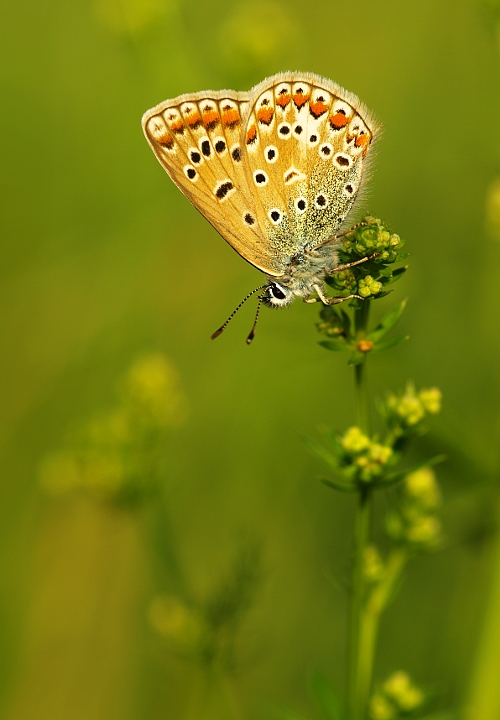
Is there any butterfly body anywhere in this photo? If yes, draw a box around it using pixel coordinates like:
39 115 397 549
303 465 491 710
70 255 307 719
142 72 378 317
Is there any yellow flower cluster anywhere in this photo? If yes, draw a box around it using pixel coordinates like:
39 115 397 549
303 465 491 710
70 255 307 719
386 468 442 550
370 671 424 719
341 427 393 483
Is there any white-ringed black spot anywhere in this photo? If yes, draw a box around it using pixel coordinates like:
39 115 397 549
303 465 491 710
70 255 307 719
215 139 226 153
309 134 318 144
293 123 303 135
215 181 234 200
190 150 202 164
254 170 268 186
244 212 255 225
278 122 291 137
268 208 283 225
185 166 197 181
265 145 278 163
315 193 329 209
295 197 308 214
231 145 241 161
344 184 354 195
320 143 333 158
334 153 352 168
201 139 211 157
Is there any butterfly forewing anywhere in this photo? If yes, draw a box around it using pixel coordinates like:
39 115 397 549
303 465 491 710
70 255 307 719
142 90 283 275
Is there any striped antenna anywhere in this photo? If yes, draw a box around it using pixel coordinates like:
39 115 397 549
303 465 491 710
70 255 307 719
211 285 266 340
246 293 265 344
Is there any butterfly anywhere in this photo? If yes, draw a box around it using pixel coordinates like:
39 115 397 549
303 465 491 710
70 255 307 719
142 72 379 342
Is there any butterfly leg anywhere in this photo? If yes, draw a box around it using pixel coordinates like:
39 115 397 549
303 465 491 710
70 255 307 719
304 284 363 305
327 252 380 275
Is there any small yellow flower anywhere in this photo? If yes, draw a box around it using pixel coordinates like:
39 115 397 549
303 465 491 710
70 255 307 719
405 468 441 510
418 387 442 415
342 426 371 453
369 693 396 720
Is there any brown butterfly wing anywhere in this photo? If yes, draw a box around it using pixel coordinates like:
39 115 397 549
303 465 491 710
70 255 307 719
142 90 284 276
241 72 379 258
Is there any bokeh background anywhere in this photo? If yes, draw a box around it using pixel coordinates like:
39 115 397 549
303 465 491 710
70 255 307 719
2 0 500 718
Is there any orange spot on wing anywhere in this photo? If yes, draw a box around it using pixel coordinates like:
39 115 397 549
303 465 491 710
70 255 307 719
330 113 349 129
186 111 202 128
276 93 290 108
309 100 328 118
157 132 174 149
221 108 240 127
293 92 310 108
202 110 219 129
257 107 274 124
246 124 257 144
169 119 184 134
355 133 370 147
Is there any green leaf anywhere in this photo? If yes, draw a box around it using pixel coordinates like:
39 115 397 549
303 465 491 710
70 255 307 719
395 251 410 262
387 265 409 283
310 673 346 720
377 454 447 487
303 437 339 471
372 335 409 352
367 300 407 343
372 290 392 299
319 339 351 352
378 266 394 278
321 477 357 493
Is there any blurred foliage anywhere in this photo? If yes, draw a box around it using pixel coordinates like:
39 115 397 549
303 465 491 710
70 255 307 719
2 0 500 718
39 353 186 504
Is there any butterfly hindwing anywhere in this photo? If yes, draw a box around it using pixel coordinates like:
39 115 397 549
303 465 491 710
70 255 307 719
242 72 378 259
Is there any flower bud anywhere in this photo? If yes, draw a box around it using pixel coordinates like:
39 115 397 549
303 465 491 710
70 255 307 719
418 387 442 414
341 426 370 453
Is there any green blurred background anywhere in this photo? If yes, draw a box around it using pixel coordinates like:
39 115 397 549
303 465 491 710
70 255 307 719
2 0 500 718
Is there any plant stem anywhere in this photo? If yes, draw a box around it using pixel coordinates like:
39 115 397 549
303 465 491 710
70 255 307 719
357 548 408 708
348 300 373 720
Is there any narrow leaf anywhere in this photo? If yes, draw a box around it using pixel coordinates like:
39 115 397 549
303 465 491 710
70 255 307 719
319 339 351 352
303 437 339 471
395 251 410 262
321 477 357 493
367 299 407 343
377 454 447 487
387 266 409 284
372 335 409 352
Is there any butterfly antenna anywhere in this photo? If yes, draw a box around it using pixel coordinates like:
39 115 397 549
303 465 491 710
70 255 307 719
246 293 265 345
211 285 266 340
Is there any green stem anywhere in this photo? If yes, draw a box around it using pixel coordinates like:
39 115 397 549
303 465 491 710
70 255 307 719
357 548 408 708
348 300 373 720
348 487 371 720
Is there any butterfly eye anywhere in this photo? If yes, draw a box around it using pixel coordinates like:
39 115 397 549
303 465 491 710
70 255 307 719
269 283 286 300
